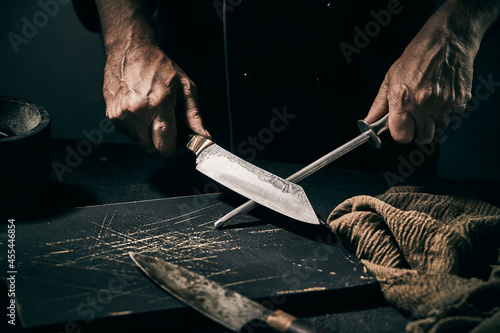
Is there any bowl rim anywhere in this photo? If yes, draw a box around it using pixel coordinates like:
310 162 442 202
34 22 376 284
0 96 51 142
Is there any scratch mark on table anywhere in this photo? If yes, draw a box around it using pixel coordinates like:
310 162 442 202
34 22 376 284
10 194 369 329
249 228 280 234
46 250 73 255
223 275 281 287
276 287 326 295
207 268 232 278
108 310 134 316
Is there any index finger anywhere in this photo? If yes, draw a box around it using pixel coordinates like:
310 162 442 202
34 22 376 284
365 75 390 124
181 82 211 139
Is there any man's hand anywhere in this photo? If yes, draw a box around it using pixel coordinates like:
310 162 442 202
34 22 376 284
365 0 500 144
103 43 209 156
96 0 210 156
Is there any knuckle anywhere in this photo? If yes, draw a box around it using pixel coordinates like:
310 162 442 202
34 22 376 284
390 83 409 98
146 94 161 108
462 91 472 104
155 140 175 157
189 107 202 118
116 108 130 119
389 111 414 144
126 94 148 113
414 87 433 106
106 106 119 120
449 93 471 113
153 120 169 133
388 84 411 107
393 133 413 144
180 77 197 91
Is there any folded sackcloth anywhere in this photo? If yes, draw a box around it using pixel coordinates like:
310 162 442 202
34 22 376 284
327 186 500 333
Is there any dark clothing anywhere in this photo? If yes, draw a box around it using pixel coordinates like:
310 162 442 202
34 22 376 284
74 0 439 173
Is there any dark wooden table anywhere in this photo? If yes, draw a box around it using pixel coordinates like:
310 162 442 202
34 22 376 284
1 138 498 333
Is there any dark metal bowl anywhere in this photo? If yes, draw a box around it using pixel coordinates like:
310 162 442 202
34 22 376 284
0 97 51 215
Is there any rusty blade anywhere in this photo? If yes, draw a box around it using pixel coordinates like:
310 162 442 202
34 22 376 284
129 252 272 332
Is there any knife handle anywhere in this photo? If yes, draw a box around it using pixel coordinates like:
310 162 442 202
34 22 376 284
266 310 330 333
186 134 214 157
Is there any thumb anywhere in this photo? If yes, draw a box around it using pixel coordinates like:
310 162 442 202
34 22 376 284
365 75 389 124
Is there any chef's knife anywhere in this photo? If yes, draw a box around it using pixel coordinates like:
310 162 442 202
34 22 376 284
129 252 329 332
214 115 389 227
187 134 320 225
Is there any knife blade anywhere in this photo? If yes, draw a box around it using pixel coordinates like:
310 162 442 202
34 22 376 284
214 115 389 228
129 252 328 332
187 135 320 225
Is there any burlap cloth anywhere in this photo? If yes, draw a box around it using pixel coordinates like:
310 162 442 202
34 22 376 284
327 186 500 333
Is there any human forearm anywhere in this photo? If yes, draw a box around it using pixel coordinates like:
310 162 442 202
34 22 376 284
431 0 500 49
93 0 210 156
365 0 500 143
94 0 158 55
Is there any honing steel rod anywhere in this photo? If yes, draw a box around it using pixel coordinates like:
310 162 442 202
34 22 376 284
214 114 389 228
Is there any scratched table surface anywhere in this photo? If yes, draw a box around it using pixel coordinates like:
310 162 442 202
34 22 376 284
2 193 379 333
3 139 499 333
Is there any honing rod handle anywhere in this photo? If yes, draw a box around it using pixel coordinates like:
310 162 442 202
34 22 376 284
356 113 389 149
214 114 389 228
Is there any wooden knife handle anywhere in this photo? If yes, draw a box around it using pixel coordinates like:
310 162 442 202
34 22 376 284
266 310 330 333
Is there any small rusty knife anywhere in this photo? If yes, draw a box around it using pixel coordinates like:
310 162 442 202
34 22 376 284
129 252 329 332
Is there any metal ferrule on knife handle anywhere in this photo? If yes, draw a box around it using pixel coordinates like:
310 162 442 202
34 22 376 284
266 310 328 333
187 135 214 157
